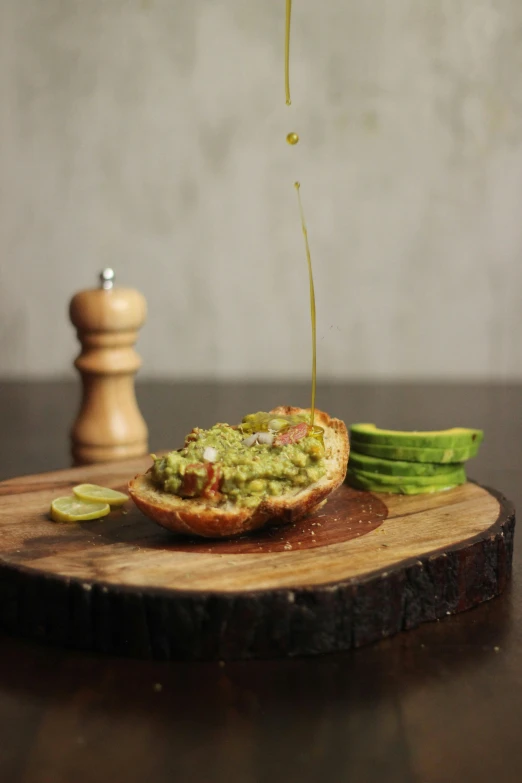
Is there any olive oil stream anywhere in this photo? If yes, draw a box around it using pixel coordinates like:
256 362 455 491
285 0 292 105
294 183 317 426
285 3 317 428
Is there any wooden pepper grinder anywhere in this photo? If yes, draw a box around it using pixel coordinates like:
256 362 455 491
69 269 148 464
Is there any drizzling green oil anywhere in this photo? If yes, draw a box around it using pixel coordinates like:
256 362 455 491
285 0 292 106
284 4 319 432
294 182 317 428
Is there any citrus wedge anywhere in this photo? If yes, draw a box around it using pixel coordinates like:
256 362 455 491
51 496 110 523
72 484 128 506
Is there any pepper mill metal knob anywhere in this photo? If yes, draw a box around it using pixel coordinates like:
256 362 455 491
69 269 148 464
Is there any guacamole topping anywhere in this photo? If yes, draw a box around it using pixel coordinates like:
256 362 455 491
151 412 326 508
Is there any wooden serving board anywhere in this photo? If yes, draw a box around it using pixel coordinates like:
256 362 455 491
0 458 515 659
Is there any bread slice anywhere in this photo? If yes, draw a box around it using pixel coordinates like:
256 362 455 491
128 406 349 538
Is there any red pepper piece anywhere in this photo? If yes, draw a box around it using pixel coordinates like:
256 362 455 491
180 462 223 499
273 421 310 447
203 462 222 499
179 463 206 497
184 429 199 447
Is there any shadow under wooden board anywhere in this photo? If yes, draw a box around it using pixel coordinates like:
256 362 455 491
0 457 515 660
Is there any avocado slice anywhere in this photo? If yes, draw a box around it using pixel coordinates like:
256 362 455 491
348 440 480 464
348 450 462 477
350 423 483 450
347 470 463 495
349 465 466 487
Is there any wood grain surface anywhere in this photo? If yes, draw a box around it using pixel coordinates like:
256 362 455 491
0 455 513 659
0 381 521 783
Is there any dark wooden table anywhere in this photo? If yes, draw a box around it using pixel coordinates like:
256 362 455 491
0 380 520 783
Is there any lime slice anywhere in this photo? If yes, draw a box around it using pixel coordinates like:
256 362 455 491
73 484 128 506
51 496 110 523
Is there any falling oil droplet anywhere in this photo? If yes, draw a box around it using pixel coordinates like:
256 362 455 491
286 132 299 145
294 182 317 427
285 0 292 105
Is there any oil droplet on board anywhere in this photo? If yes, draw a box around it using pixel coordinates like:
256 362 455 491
285 0 292 105
286 132 299 145
294 182 317 426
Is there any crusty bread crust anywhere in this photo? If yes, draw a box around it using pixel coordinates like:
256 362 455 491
128 407 349 538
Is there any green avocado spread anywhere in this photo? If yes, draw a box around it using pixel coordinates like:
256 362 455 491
151 412 326 508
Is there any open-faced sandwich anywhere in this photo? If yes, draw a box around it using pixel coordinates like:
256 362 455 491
128 406 349 538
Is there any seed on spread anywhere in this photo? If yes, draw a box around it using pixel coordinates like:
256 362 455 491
242 433 259 447
203 446 218 463
269 418 289 432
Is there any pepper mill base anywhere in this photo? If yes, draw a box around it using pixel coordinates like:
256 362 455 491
71 440 149 466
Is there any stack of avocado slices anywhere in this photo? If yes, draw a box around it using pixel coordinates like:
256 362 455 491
347 424 484 495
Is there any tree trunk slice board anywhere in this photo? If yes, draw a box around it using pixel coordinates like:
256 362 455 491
0 458 515 659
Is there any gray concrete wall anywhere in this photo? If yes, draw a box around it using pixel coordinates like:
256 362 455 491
1 0 521 379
